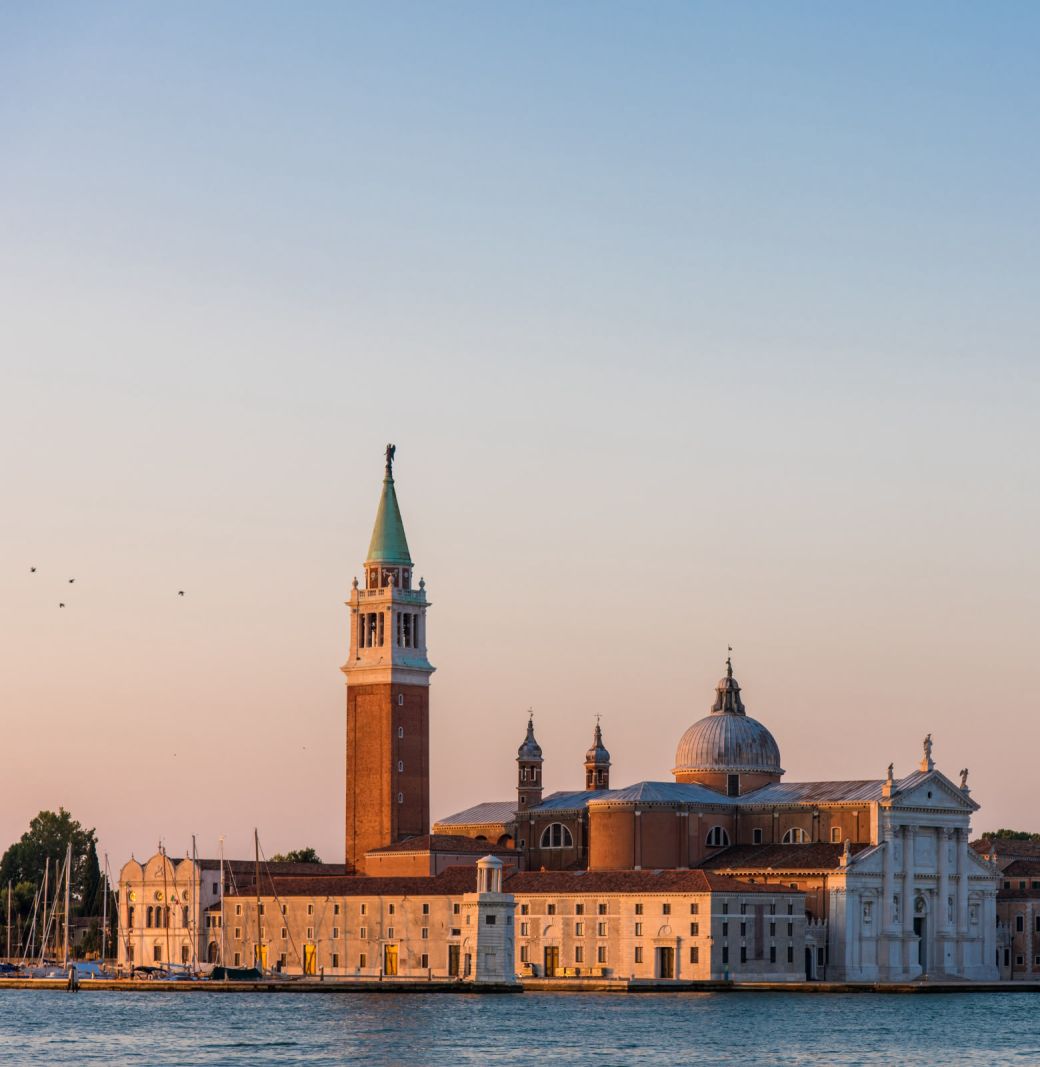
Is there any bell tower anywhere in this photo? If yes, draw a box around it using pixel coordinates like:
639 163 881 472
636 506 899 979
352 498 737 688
584 719 610 791
516 713 543 811
343 445 434 873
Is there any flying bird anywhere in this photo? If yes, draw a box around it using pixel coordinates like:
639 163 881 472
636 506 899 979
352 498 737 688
59 603 65 609
68 578 75 584
178 591 185 597
30 567 36 573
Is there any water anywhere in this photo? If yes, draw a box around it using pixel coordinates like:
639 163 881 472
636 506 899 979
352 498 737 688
1 990 1039 1065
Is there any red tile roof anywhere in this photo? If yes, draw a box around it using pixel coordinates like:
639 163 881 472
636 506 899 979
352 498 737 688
366 834 513 855
701 843 868 872
223 866 479 900
503 869 800 895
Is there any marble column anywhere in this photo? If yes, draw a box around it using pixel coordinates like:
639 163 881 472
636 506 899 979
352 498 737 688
955 827 969 973
936 827 950 975
902 825 916 976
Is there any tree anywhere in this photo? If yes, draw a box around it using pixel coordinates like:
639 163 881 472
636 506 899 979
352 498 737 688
983 829 1040 842
270 848 322 864
0 809 102 921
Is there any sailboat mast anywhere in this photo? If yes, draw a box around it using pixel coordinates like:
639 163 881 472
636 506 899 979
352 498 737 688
40 859 49 963
62 842 71 968
101 854 109 965
191 835 197 974
254 829 262 972
6 879 11 961
219 836 226 968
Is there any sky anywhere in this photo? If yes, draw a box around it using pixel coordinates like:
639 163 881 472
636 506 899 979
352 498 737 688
1 3 1037 873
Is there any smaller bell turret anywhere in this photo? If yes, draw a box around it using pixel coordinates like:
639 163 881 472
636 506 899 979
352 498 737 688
584 719 611 791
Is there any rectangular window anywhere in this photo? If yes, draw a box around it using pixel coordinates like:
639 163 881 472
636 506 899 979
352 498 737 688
360 904 367 916
520 904 528 915
420 953 429 969
690 902 699 915
831 826 841 843
575 946 584 964
722 903 729 916
332 928 340 939
722 947 729 964
598 903 607 915
454 903 462 915
689 946 699 964
279 953 287 968
236 904 242 916
1017 955 1025 966
634 947 643 964
788 903 794 915
307 927 313 939
259 904 264 916
597 946 607 964
359 953 367 968
740 922 746 937
360 927 367 939
1016 915 1025 932
422 903 430 915
740 946 747 964
662 903 671 915
635 903 644 916
332 954 340 968
234 927 241 940
307 904 314 916
234 952 241 966
334 904 340 916
575 903 584 915
634 922 643 936
769 903 776 915
153 945 162 962
690 922 699 936
422 927 429 939
770 946 777 963
281 904 287 915
485 915 496 925
722 922 729 936
547 903 556 916
519 946 528 963
520 922 529 936
787 945 794 964
575 922 584 937
280 927 287 940
387 927 394 938
753 828 763 844
788 922 793 937
388 904 395 916
770 922 776 937
740 903 747 915
598 922 607 937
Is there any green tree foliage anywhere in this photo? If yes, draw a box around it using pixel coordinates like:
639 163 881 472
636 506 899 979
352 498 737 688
270 848 322 864
984 829 1040 842
0 809 102 920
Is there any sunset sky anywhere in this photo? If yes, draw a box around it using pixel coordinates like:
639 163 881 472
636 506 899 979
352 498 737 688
1 3 1037 870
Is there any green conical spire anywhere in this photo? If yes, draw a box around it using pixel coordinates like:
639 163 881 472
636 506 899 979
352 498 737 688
366 444 412 565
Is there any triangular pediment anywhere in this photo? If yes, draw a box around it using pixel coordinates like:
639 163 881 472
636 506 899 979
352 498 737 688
888 769 978 812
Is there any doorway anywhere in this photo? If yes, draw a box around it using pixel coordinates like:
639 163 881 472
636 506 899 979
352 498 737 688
913 916 927 972
448 944 460 977
544 945 560 977
655 946 675 979
254 945 268 971
303 944 317 976
384 944 398 976
804 946 814 980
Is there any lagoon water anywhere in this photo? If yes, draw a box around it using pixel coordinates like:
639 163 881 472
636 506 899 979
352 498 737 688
1 990 1038 1066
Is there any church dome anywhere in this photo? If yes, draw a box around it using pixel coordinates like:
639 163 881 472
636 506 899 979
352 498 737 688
673 663 782 777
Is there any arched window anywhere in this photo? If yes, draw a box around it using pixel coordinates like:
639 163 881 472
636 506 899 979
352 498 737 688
397 760 404 772
539 823 574 849
752 828 763 845
183 906 190 928
705 826 730 848
397 726 404 739
782 827 808 844
127 906 135 929
146 906 153 928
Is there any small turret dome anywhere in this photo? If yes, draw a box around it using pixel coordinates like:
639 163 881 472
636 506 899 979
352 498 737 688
517 714 542 760
585 721 610 766
673 661 783 778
